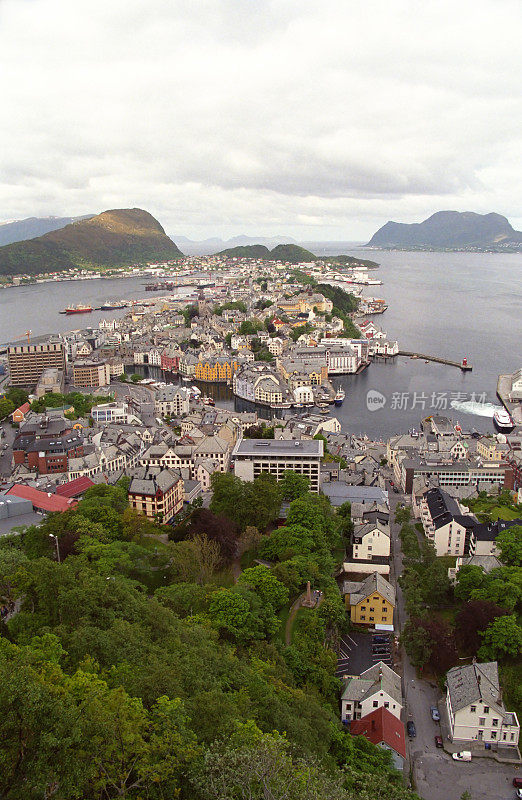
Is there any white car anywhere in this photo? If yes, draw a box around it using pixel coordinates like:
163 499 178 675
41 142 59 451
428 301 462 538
452 751 472 762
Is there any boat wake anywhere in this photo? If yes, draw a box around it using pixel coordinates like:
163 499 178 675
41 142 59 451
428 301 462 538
450 400 503 418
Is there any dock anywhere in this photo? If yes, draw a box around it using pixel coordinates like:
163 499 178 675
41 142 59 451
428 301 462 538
398 350 472 370
497 374 522 428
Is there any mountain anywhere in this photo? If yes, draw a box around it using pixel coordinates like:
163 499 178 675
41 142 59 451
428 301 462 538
172 234 297 256
0 208 183 275
216 243 316 263
0 215 94 246
367 211 522 249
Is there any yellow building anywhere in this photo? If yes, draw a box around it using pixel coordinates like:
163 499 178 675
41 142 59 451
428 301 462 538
342 573 395 626
195 355 239 383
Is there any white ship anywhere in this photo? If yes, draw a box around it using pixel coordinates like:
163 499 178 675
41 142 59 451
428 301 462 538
493 407 514 431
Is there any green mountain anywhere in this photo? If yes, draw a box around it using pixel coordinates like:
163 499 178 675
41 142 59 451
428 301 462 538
0 208 183 275
217 242 316 263
367 210 522 249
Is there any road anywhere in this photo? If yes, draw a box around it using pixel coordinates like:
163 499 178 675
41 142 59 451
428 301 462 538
386 477 519 800
0 421 16 479
113 381 156 426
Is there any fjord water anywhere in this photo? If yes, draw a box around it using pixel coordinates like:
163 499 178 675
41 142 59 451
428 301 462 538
0 249 520 436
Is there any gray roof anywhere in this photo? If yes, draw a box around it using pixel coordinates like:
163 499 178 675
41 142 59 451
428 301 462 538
321 484 388 506
233 439 323 457
342 661 402 706
446 662 509 717
128 466 181 496
342 572 396 607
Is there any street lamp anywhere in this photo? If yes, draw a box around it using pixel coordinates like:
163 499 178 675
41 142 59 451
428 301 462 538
49 534 61 563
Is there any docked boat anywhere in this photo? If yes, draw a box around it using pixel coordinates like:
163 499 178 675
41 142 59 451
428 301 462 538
334 388 345 406
493 407 514 431
60 304 93 315
202 396 215 406
98 300 127 310
319 407 329 415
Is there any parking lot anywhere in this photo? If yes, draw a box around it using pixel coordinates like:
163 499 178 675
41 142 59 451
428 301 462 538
335 629 394 680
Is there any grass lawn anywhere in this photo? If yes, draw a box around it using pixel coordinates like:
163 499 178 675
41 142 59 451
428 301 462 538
275 596 298 644
489 506 520 521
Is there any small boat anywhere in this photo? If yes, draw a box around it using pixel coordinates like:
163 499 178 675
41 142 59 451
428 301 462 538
181 375 191 382
424 360 430 364
61 304 93 315
202 396 215 406
493 408 514 431
334 388 345 406
319 407 329 415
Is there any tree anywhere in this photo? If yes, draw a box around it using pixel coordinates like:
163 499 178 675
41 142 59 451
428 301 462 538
192 721 346 800
478 614 522 661
455 600 509 654
279 470 310 501
454 564 486 601
400 620 433 668
186 508 240 564
495 526 522 566
208 586 279 643
0 397 15 419
237 565 289 610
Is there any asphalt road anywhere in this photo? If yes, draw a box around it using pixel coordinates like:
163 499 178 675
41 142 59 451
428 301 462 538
386 477 519 800
113 381 156 426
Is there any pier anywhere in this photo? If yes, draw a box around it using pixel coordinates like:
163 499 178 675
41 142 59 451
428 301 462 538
398 350 472 371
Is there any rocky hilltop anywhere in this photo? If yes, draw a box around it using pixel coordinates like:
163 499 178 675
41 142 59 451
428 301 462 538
367 211 522 249
0 208 183 275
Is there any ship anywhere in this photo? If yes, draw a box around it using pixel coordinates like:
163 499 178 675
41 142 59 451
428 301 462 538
60 304 93 315
493 407 514 431
98 300 128 310
334 388 345 406
144 282 175 291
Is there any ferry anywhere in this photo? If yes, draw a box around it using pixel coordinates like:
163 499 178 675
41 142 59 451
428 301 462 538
493 407 514 431
334 388 345 406
60 304 93 315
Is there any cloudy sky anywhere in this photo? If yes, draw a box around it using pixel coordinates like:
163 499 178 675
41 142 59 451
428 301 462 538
1 0 521 240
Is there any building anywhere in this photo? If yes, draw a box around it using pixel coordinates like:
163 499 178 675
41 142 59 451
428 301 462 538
13 417 84 474
128 467 184 523
5 484 77 514
11 402 31 423
7 336 66 387
350 707 406 771
341 662 402 722
445 662 519 750
154 386 190 417
72 361 111 389
91 402 138 425
35 367 65 398
161 344 182 372
342 572 395 626
232 438 323 493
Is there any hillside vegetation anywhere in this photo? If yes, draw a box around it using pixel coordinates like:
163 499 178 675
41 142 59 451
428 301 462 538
0 208 183 274
217 242 317 263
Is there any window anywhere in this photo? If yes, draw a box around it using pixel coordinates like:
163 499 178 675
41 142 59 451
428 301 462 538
360 615 366 620
492 719 498 727
384 702 389 708
491 731 497 740
483 706 489 714
470 706 476 713
370 607 375 612
479 718 485 726
373 701 378 707
369 617 374 621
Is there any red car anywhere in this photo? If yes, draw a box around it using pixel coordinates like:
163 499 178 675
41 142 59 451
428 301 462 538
513 777 522 788
434 736 443 748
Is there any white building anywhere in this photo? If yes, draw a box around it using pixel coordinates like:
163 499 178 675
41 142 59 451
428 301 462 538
232 438 323 493
91 402 140 425
446 662 519 750
154 386 190 417
341 662 402 723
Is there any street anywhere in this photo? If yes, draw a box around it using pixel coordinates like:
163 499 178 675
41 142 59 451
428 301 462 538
386 478 519 800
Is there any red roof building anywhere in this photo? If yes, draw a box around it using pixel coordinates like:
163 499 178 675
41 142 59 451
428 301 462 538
55 476 95 497
350 707 406 768
6 484 77 513
12 402 31 423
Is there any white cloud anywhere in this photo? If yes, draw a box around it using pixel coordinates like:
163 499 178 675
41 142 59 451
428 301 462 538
0 0 521 239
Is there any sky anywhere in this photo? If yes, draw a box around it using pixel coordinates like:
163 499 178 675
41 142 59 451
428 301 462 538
0 0 521 241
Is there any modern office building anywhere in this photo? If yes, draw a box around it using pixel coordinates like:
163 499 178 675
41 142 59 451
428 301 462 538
72 360 111 388
232 438 323 492
7 336 66 387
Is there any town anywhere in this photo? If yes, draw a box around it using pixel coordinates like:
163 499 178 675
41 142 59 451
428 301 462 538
0 255 521 800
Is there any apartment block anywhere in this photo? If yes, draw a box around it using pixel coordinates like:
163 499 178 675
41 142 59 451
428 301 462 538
232 438 323 492
7 336 66 387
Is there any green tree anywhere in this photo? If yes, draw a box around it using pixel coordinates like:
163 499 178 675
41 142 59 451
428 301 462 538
400 620 433 668
478 614 522 661
0 397 15 419
238 565 289 610
279 470 310 500
454 564 486 601
495 526 522 566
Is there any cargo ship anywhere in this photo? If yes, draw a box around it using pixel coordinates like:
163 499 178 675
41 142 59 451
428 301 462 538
60 304 93 315
98 300 128 310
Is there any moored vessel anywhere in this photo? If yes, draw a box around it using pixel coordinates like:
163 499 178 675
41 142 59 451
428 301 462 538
60 304 93 315
334 388 345 406
493 407 514 431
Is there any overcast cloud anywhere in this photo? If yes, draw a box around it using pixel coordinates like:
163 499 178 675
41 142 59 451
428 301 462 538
0 0 521 239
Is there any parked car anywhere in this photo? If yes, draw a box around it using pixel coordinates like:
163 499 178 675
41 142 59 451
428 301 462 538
434 735 443 748
373 635 387 643
407 721 416 738
514 778 522 788
515 788 522 799
430 705 440 721
452 751 472 762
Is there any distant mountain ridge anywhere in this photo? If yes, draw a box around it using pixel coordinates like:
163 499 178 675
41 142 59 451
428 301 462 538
216 243 316 263
0 208 183 275
173 234 297 256
0 215 94 247
367 211 522 249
